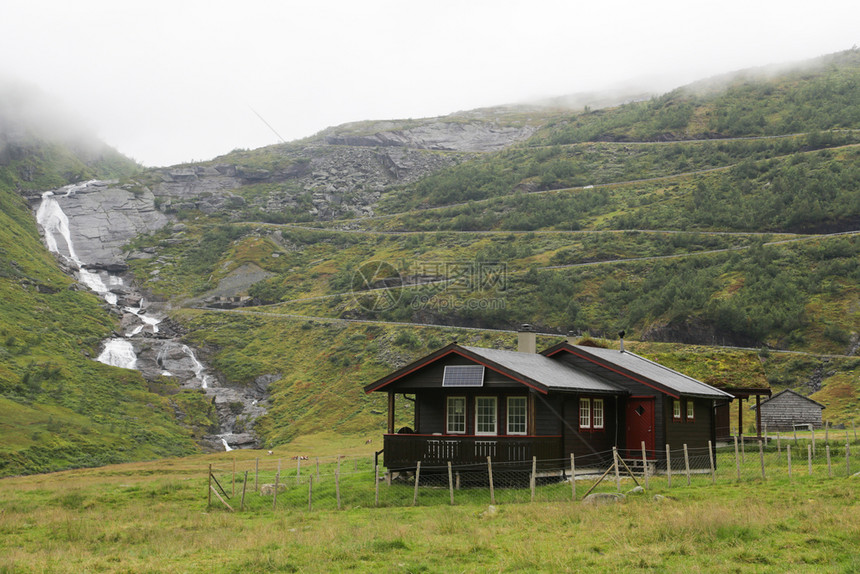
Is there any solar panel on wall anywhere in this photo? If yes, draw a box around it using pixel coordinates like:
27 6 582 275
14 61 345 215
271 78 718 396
442 365 485 387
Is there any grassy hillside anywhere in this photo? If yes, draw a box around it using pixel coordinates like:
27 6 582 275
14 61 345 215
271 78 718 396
0 90 220 477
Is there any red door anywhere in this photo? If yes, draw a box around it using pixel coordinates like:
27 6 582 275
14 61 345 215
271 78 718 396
626 397 655 456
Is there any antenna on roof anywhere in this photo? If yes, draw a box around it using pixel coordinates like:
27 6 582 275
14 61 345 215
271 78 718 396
618 330 626 353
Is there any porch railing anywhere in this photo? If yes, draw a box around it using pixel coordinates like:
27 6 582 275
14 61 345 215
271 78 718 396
383 434 563 470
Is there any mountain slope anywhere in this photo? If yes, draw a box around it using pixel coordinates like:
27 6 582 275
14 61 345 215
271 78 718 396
0 82 217 476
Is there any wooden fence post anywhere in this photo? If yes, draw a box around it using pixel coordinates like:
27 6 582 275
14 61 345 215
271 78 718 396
412 461 421 506
666 444 672 488
787 444 792 480
777 432 781 455
807 444 813 476
826 445 832 478
208 464 212 508
308 476 313 512
741 436 746 463
448 461 454 505
241 470 248 511
793 426 798 445
847 443 851 477
758 440 765 480
683 444 691 486
570 453 577 501
316 457 320 480
272 470 280 511
296 458 301 484
487 456 495 505
733 435 740 480
613 447 621 492
708 440 715 485
531 456 537 502
374 462 379 507
825 423 829 444
812 427 816 455
641 441 649 490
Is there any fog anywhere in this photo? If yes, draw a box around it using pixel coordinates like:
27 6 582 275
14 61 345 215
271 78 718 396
1 0 858 167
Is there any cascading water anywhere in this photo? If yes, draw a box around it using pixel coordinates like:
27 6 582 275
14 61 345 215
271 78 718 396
96 339 138 369
36 180 264 452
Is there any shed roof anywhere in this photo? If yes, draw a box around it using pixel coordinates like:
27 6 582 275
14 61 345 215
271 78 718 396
752 389 826 410
543 342 734 400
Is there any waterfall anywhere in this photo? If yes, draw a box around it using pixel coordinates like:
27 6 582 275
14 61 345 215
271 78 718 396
36 183 118 306
97 339 137 369
221 438 233 452
182 345 215 389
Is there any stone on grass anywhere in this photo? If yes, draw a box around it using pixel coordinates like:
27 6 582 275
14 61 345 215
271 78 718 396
259 483 287 496
583 492 625 505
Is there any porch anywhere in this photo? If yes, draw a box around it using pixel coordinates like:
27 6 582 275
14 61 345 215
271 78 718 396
382 434 563 471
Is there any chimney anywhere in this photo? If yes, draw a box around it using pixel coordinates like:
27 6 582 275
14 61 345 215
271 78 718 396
518 324 536 353
566 330 577 345
618 330 626 353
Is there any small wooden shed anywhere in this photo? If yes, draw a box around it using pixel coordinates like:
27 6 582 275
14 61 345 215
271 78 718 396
751 389 825 431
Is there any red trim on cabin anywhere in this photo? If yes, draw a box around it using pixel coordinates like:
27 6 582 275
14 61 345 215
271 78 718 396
545 347 680 399
365 346 549 395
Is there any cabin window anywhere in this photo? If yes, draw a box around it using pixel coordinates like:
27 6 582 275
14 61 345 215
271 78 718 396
579 398 591 429
580 397 604 430
476 397 497 435
673 399 682 420
593 398 604 429
686 400 695 421
447 396 466 434
507 397 527 435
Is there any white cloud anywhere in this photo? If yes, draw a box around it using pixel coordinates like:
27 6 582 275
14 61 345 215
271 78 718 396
2 0 857 166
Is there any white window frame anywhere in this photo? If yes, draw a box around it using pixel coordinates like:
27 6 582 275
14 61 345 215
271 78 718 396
579 397 591 429
475 396 497 436
446 396 466 434
592 398 604 429
673 399 682 420
507 396 528 435
686 399 695 421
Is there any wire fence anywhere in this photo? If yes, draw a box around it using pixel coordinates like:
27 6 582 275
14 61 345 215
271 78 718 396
206 431 859 513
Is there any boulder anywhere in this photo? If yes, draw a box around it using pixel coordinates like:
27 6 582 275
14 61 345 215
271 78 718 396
259 483 287 496
583 492 625 505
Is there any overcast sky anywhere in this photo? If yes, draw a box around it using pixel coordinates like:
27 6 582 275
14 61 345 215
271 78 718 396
2 0 858 167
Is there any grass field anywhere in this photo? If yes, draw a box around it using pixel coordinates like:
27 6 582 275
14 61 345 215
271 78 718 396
1 433 858 573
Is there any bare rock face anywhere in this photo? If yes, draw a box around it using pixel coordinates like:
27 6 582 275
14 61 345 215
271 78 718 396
35 180 169 267
323 120 537 152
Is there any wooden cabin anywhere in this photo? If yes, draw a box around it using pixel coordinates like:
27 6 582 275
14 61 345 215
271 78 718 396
751 389 825 431
364 331 734 473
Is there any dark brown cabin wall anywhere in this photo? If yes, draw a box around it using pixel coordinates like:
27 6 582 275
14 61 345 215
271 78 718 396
387 355 528 391
415 389 444 434
553 353 668 449
534 394 563 435
664 398 713 462
561 395 619 463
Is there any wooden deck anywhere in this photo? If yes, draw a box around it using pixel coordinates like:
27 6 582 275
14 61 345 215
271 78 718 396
382 434 563 471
